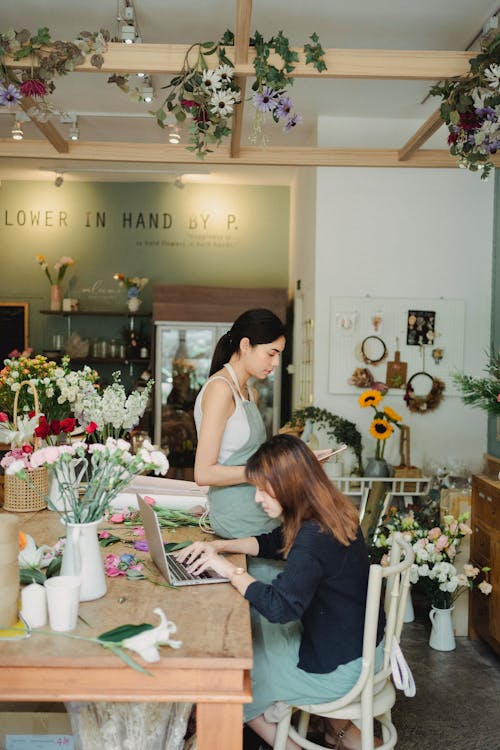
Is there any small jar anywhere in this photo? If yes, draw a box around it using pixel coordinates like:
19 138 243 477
109 339 119 358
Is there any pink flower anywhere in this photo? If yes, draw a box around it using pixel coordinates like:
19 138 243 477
105 566 124 577
497 394 500 402
435 534 449 551
98 530 111 539
0 412 9 422
428 527 441 541
132 526 145 536
459 523 472 535
143 495 155 506
478 581 492 595
109 513 125 524
448 521 458 534
20 79 47 98
447 545 456 559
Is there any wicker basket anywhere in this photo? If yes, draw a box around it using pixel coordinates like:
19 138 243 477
3 380 48 512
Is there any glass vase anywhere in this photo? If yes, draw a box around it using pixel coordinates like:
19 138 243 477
364 458 391 477
50 284 63 311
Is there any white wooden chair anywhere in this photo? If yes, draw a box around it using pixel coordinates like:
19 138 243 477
272 533 414 750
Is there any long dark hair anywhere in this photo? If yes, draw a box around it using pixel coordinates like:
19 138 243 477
246 434 359 554
209 308 286 376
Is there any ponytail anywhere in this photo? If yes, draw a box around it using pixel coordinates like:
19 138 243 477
209 308 286 376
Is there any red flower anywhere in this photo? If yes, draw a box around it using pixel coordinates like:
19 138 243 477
22 444 33 454
458 111 480 132
34 416 50 439
447 131 459 145
60 417 76 434
50 419 62 435
20 79 47 98
0 412 8 423
181 98 196 109
85 421 98 434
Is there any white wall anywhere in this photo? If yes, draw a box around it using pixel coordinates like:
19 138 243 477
310 166 494 474
290 168 317 407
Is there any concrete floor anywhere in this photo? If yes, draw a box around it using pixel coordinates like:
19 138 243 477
393 612 500 750
245 607 500 750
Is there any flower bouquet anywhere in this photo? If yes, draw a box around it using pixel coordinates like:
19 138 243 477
113 273 149 312
5 437 169 523
429 31 500 180
358 389 403 467
0 354 98 424
73 370 153 442
36 254 74 285
374 508 492 610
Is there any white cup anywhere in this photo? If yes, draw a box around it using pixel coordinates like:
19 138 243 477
44 576 80 632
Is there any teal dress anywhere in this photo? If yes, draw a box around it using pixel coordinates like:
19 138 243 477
197 365 331 722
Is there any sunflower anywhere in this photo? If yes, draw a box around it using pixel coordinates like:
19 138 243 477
358 389 382 408
383 406 402 422
369 418 394 440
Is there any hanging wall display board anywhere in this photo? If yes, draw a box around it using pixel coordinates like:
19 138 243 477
329 297 465 396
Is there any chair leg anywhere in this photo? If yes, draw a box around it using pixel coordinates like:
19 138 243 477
273 711 293 750
296 710 310 738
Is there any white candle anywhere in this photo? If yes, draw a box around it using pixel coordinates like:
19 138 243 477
21 582 47 628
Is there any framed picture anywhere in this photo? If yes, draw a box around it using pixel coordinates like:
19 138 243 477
0 302 28 362
406 309 436 346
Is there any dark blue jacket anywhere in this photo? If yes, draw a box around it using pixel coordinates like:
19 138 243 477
245 521 385 673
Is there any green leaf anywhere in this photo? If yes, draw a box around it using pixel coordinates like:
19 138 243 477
98 622 153 643
201 41 215 49
102 643 152 676
20 568 45 585
45 557 62 578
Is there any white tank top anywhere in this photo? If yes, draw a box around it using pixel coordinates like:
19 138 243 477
194 363 254 464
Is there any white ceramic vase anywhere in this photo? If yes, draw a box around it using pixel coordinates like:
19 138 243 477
403 587 415 623
127 296 142 313
429 605 456 651
61 518 106 602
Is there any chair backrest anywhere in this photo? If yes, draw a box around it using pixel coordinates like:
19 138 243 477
314 532 414 714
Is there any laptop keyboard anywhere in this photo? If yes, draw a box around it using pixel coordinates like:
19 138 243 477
166 554 213 581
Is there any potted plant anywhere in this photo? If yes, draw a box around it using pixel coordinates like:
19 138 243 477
284 406 363 475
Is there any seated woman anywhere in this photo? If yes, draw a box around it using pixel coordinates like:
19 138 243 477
177 434 384 750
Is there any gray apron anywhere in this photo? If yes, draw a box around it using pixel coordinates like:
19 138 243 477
208 365 279 541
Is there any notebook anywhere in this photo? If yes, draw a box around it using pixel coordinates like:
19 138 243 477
137 495 229 586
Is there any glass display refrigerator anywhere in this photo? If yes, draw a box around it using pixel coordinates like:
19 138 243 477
154 321 281 479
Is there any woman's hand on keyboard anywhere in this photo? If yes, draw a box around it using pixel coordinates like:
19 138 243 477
174 541 216 565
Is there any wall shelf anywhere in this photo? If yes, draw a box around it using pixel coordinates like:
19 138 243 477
40 310 151 318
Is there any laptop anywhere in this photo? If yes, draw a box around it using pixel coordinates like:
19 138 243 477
137 495 230 586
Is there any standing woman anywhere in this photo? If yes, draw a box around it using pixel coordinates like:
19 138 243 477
194 308 286 543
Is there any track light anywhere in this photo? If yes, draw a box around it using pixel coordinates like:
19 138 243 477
69 121 79 141
54 172 64 187
141 85 154 103
121 24 136 43
137 72 145 78
168 127 181 145
11 119 23 140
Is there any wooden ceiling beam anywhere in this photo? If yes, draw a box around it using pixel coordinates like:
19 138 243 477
19 97 68 153
230 0 253 157
398 109 444 161
3 139 498 169
4 44 472 80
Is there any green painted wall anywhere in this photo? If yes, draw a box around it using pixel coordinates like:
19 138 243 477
0 180 290 355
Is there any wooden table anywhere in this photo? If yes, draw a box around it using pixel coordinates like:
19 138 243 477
0 509 253 750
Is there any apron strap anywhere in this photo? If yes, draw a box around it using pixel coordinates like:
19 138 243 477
223 363 249 401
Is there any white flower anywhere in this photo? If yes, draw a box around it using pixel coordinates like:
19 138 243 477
202 69 222 91
210 89 239 117
5 458 27 475
484 63 500 89
18 533 52 569
216 64 234 83
122 608 182 662
478 580 492 595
